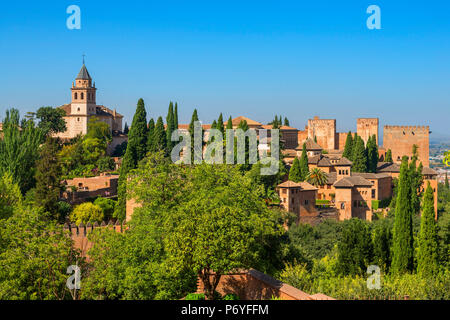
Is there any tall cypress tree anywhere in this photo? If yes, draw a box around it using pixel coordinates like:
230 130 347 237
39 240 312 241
189 109 200 163
289 157 301 182
342 131 353 160
409 146 423 215
124 122 129 134
152 116 167 153
391 156 414 274
385 149 393 162
445 172 449 189
217 113 225 136
352 136 367 173
147 118 155 152
174 102 179 130
35 137 62 221
226 116 233 130
166 102 175 151
284 117 290 127
115 98 148 220
366 135 378 173
417 182 439 277
299 142 309 181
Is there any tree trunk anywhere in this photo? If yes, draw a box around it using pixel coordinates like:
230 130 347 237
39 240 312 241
199 268 222 300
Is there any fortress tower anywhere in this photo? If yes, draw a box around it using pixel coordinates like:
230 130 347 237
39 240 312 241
307 116 336 150
383 125 430 167
357 118 378 145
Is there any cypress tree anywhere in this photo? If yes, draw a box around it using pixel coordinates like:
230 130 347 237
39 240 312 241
217 113 225 136
352 136 367 173
342 131 353 160
284 117 290 127
409 152 423 215
417 182 439 277
391 156 414 274
189 109 200 163
372 219 392 273
166 102 175 151
211 120 217 129
152 116 167 153
445 172 449 189
299 142 309 181
147 118 155 152
174 102 179 130
115 98 148 220
314 135 317 143
289 157 301 182
385 149 393 162
366 134 378 173
35 137 62 221
124 122 129 134
226 116 233 130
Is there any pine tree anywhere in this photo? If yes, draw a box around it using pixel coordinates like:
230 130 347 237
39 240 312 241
391 156 414 274
385 149 393 162
174 102 179 129
342 131 353 160
217 113 225 136
289 157 302 182
166 102 175 151
152 116 167 153
352 136 367 172
35 137 62 221
417 182 439 277
147 118 155 152
299 142 309 181
115 98 148 220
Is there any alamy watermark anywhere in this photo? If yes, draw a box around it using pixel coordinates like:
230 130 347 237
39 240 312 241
366 5 381 30
170 122 280 176
66 5 81 30
367 265 381 290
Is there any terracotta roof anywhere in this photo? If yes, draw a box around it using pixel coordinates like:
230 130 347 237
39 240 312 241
227 116 262 126
317 156 332 167
334 176 373 188
280 125 298 130
422 167 438 175
335 157 352 166
277 181 318 190
352 172 391 179
175 124 212 130
282 149 297 157
296 138 322 151
308 155 321 165
59 104 71 115
377 162 400 173
324 172 337 185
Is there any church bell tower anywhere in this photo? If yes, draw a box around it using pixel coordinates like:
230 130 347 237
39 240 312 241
71 61 97 115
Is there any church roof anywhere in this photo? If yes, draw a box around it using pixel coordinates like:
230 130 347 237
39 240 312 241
296 138 322 151
76 64 92 80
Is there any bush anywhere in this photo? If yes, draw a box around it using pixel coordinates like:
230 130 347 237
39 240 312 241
371 200 379 211
93 197 116 220
185 293 205 300
222 293 239 300
316 199 330 205
70 202 104 225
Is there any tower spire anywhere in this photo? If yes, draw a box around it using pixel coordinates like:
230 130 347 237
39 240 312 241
82 53 86 65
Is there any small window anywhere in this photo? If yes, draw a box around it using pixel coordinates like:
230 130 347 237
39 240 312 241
372 189 376 198
74 93 78 100
81 92 84 99
77 107 80 112
305 200 309 205
341 202 345 209
77 117 80 122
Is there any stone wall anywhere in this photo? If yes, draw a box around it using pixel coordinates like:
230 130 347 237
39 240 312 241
307 117 336 150
357 118 379 145
383 125 429 167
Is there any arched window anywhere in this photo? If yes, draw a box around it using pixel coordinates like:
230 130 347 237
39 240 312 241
81 93 84 100
74 92 77 100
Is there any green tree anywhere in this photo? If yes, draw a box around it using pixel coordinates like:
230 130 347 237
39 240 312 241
372 219 392 273
93 197 116 220
366 135 378 173
36 106 67 136
152 116 167 153
115 99 148 220
342 131 353 161
147 118 155 152
0 109 43 193
70 202 104 225
352 136 367 173
188 109 200 163
112 141 127 157
385 149 393 162
409 146 423 215
445 173 449 189
85 116 112 144
166 102 175 151
174 102 179 129
299 142 309 181
0 207 82 299
417 182 439 277
217 113 225 136
391 156 414 274
35 136 63 221
226 116 233 130
336 219 373 276
289 157 302 182
284 117 290 126
124 122 129 134
0 172 22 220
306 168 328 187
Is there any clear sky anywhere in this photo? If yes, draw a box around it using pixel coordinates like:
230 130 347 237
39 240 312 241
1 1 449 138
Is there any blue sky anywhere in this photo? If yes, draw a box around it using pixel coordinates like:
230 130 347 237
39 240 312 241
1 1 449 138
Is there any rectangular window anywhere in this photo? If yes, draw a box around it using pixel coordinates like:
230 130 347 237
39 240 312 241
372 189 376 198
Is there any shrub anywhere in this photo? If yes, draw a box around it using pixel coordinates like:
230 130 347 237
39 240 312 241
185 293 205 300
93 197 116 220
371 200 379 211
222 293 239 300
70 202 104 225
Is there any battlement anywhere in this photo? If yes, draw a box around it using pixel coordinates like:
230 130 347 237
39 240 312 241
384 125 429 132
64 220 126 238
